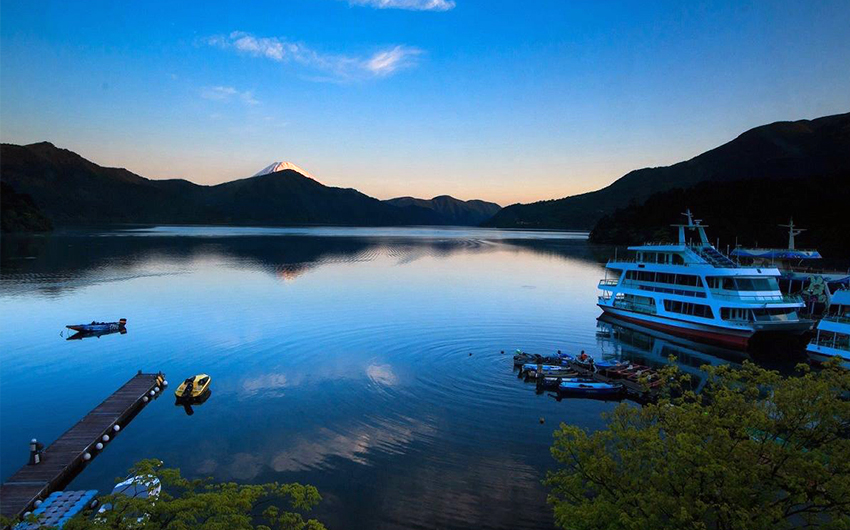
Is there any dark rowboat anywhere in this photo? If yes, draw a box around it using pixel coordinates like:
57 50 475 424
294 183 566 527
66 318 127 333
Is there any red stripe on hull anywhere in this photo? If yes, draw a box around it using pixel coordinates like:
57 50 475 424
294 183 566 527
601 311 751 349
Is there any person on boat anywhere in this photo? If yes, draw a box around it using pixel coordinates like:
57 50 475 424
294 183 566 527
579 350 588 362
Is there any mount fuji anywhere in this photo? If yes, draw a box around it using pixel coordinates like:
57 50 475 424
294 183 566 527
252 162 316 180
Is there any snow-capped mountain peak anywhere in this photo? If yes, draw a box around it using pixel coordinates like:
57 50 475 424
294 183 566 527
252 161 315 180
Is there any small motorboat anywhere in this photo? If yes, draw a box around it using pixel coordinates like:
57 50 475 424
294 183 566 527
535 374 579 390
520 363 573 377
513 350 562 367
66 318 127 333
175 374 211 400
558 379 623 396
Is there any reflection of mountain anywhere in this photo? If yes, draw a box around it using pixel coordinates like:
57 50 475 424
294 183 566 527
0 232 599 295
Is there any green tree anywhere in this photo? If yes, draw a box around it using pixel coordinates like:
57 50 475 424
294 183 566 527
56 459 326 530
546 361 850 530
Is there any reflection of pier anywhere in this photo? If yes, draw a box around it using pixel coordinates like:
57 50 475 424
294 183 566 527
0 372 165 521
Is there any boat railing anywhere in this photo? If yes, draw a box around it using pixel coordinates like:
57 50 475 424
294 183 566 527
808 337 850 351
598 278 619 286
607 258 698 266
709 291 802 304
625 282 707 299
821 315 850 325
612 299 657 315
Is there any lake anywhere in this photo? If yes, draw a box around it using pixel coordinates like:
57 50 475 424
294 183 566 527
0 226 768 529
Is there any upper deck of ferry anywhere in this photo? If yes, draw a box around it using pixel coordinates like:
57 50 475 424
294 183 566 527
605 211 781 276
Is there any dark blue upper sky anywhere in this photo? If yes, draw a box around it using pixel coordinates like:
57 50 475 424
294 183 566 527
1 0 848 204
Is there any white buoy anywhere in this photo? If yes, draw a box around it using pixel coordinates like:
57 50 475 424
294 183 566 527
113 425 120 432
162 380 169 387
154 386 160 392
142 396 149 403
83 453 91 461
24 511 31 517
95 443 104 450
34 500 42 507
149 390 155 397
102 435 110 442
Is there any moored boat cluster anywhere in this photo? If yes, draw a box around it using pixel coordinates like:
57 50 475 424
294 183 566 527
511 350 664 402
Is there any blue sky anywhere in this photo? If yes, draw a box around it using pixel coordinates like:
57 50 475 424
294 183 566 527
1 0 849 205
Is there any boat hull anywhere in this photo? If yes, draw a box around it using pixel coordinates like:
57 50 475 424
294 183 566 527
67 323 124 333
806 344 850 368
599 306 754 348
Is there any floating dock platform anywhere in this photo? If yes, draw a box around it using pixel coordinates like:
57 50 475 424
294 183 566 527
0 371 165 522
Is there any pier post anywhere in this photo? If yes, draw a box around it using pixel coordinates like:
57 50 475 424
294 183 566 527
27 439 44 465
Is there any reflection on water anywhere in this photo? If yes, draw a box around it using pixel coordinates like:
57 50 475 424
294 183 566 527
65 328 128 341
0 227 796 530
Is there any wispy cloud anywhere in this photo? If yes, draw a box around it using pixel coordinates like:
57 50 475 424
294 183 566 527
347 0 455 11
206 31 422 82
200 85 259 105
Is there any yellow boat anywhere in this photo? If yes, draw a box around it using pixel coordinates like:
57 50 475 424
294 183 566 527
175 374 211 400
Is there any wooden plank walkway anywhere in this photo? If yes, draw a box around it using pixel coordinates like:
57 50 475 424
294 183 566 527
0 371 165 521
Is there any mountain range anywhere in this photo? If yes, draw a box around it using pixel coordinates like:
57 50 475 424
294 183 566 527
0 142 500 230
2 112 848 242
484 112 850 230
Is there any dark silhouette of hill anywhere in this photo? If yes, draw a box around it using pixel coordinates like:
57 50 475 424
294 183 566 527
1 182 52 232
589 174 850 259
484 112 850 229
385 195 501 226
0 142 495 228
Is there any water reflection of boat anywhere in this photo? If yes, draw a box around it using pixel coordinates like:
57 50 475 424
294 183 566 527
596 313 753 392
175 388 211 416
66 327 128 341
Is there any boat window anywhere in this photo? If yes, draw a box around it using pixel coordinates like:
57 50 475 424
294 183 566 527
663 300 713 318
672 254 684 265
720 307 750 321
656 272 675 284
734 278 776 291
674 274 701 287
705 277 722 289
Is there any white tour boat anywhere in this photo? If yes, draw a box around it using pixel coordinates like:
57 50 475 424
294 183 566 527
806 289 850 368
597 210 813 348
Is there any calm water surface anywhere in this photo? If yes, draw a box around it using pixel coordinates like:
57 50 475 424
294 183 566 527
1 227 760 529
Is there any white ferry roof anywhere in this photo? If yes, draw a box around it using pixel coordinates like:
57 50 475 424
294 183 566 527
731 219 822 260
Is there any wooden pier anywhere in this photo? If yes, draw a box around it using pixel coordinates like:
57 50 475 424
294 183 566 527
0 371 165 521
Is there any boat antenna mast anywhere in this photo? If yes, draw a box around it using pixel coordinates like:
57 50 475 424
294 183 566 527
672 208 710 246
778 218 805 250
